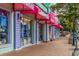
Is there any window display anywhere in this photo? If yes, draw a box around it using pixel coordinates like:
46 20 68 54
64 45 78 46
0 15 8 45
39 23 44 41
20 17 32 46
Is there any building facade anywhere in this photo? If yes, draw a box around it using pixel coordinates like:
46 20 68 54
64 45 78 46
0 3 14 54
0 3 63 54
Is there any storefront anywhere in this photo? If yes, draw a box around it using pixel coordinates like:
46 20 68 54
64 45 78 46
48 12 60 40
49 26 52 41
36 13 50 42
14 3 40 49
38 22 44 42
20 15 32 46
0 4 14 54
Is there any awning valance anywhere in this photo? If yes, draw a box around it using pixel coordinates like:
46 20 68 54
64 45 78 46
36 13 48 19
21 5 39 14
13 3 34 11
49 12 63 29
51 23 63 30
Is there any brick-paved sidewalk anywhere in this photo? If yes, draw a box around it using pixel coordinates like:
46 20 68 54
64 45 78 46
72 40 79 56
1 36 74 56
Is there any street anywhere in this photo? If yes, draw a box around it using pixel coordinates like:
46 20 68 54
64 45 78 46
1 35 74 56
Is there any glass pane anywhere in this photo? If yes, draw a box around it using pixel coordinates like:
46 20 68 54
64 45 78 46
21 18 32 45
0 15 8 45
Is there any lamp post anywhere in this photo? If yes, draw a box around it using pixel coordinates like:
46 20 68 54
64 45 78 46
75 19 79 50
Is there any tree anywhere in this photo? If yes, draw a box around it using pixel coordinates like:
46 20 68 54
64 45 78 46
51 3 79 45
51 3 79 32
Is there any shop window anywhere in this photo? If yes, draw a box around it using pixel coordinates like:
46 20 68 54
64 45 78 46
21 23 28 38
0 15 8 45
20 17 32 45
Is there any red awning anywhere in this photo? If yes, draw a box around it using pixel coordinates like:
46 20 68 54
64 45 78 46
52 23 63 30
58 24 64 30
36 13 50 24
38 19 46 22
48 12 62 29
13 3 33 11
36 6 49 23
21 5 38 14
36 13 48 20
21 10 35 14
14 3 50 24
48 13 56 26
45 20 54 25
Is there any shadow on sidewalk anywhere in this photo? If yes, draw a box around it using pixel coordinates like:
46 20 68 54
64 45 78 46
72 48 79 56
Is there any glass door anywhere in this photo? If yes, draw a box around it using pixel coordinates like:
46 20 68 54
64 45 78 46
21 20 28 46
20 18 32 46
27 21 32 44
39 23 44 41
49 26 52 41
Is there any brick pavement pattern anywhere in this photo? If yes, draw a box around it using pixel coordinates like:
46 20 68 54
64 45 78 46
1 35 74 56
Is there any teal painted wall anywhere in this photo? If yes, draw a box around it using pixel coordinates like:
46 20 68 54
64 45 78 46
35 3 48 13
31 20 37 44
43 24 49 41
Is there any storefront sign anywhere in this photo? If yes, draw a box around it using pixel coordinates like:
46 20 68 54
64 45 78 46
14 12 21 49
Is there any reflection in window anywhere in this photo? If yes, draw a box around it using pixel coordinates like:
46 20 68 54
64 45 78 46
0 15 8 45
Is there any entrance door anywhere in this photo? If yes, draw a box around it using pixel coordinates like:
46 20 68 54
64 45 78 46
39 23 44 41
20 18 32 46
21 24 28 46
49 26 52 41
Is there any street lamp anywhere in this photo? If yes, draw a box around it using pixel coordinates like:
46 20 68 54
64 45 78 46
75 19 79 50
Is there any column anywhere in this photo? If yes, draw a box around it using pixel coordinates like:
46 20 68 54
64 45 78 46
43 24 49 41
14 11 21 49
55 27 57 39
31 20 37 44
51 26 53 40
52 26 56 39
10 12 14 48
36 20 40 44
50 26 52 41
58 29 60 38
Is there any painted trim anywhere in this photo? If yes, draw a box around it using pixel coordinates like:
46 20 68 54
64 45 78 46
34 3 48 14
42 3 49 13
36 20 38 43
8 12 10 43
35 14 37 44
14 12 16 49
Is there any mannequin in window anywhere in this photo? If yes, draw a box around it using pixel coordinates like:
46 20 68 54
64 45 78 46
0 26 6 44
0 26 2 32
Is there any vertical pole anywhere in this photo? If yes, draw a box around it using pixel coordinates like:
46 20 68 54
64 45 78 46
35 14 38 44
72 18 76 45
75 19 78 50
46 23 47 41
